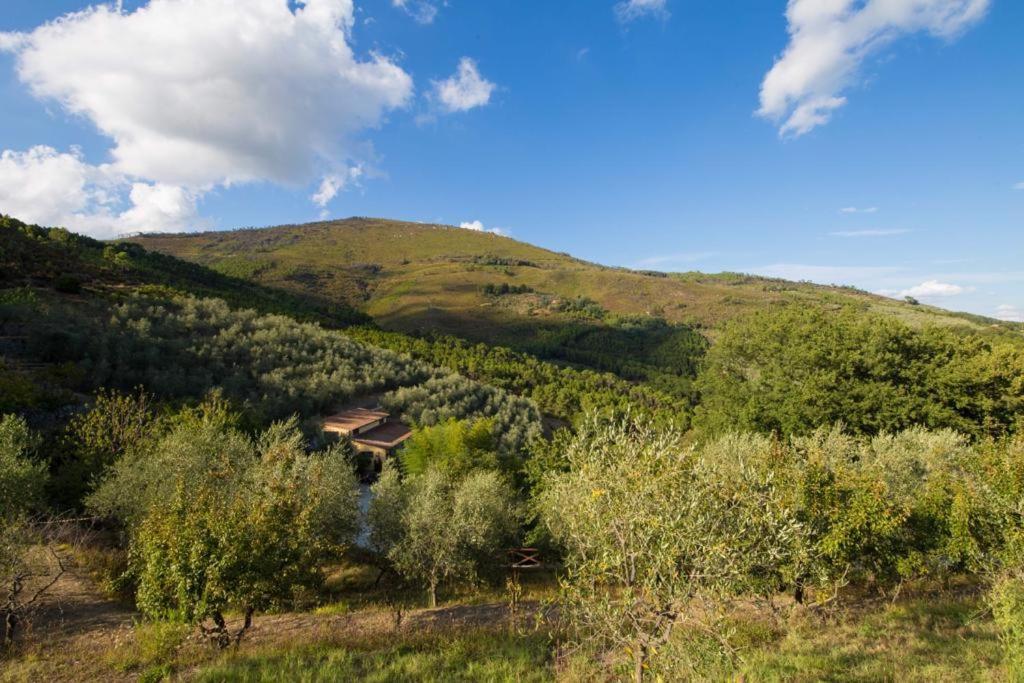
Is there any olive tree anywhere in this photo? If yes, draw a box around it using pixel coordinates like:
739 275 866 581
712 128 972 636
371 466 520 607
0 415 52 645
122 419 359 646
539 414 804 681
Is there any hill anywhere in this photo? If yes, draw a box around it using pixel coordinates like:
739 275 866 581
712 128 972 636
0 215 686 431
131 218 1022 400
131 217 1018 339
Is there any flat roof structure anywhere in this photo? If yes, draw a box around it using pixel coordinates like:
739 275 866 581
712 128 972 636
353 421 412 450
322 407 389 434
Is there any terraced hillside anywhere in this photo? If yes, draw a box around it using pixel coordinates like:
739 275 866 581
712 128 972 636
132 217 1019 342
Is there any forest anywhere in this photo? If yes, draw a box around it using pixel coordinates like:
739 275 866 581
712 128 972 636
3 215 1024 681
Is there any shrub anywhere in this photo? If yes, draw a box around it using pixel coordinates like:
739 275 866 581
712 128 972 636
110 419 360 645
538 414 804 679
372 466 521 607
694 305 1024 439
399 418 499 478
54 274 82 293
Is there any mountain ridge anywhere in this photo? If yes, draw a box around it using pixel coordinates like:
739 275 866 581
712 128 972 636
130 216 1020 338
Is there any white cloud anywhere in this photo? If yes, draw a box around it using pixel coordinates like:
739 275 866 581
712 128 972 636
392 0 439 24
0 0 412 234
996 304 1024 323
118 183 201 234
0 145 200 237
614 0 669 22
758 0 990 136
839 206 878 213
311 165 364 208
459 220 506 236
432 58 496 114
896 279 965 298
830 228 910 237
1014 181 1024 191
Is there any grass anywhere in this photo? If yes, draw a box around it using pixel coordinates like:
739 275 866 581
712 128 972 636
1 579 1012 682
191 629 553 683
103 620 192 676
737 593 1006 682
131 217 1022 345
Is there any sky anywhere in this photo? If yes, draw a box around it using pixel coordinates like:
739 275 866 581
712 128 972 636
0 0 1022 321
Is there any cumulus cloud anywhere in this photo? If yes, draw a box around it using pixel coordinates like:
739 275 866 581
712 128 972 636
118 183 202 234
758 0 990 137
459 220 506 235
432 58 496 114
392 0 439 24
830 228 910 237
0 0 412 235
839 206 878 213
311 166 364 208
996 304 1024 323
0 146 200 237
897 280 965 298
614 0 669 22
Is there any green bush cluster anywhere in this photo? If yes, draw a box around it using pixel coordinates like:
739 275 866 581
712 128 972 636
540 414 1024 678
89 411 360 643
695 305 1024 439
349 326 690 427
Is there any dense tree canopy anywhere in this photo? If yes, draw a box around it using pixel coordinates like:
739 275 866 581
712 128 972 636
694 306 1024 439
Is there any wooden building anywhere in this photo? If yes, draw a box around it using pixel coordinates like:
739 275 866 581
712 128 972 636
322 407 412 472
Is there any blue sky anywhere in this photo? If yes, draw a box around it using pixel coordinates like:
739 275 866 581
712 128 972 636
1 0 1022 320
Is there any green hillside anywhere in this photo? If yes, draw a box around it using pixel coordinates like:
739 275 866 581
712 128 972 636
132 217 1020 341
0 215 689 430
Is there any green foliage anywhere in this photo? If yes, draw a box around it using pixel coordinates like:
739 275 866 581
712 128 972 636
128 419 360 627
371 467 521 607
539 415 1024 678
55 388 156 506
399 418 499 478
383 375 542 459
990 570 1024 677
0 415 46 521
350 326 689 427
695 305 1024 439
482 282 533 296
538 414 804 678
365 462 406 564
0 415 48 610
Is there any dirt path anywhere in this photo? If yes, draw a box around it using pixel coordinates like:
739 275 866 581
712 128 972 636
3 555 136 682
5 558 537 682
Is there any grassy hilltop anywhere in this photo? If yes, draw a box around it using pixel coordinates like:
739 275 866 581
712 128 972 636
130 217 1018 343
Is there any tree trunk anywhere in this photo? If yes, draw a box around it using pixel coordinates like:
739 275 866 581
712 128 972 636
233 607 255 646
428 578 438 608
3 611 16 647
633 642 647 683
372 566 390 589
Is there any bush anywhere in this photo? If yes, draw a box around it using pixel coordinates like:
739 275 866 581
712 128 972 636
694 306 1024 439
371 466 521 607
399 418 499 478
538 414 804 679
54 274 82 294
101 418 360 645
990 572 1024 678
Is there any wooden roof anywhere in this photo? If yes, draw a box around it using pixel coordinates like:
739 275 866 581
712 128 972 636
322 407 389 433
353 421 412 449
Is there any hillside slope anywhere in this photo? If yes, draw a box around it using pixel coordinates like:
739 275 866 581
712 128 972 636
132 217 1015 340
